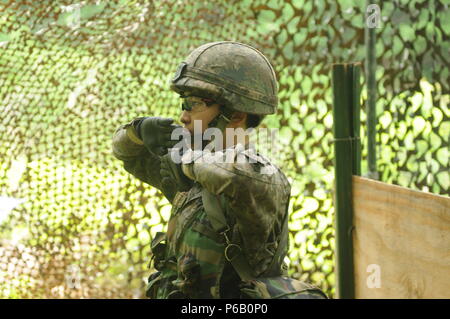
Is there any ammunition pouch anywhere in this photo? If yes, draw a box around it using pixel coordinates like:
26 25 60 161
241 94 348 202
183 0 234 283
239 277 328 299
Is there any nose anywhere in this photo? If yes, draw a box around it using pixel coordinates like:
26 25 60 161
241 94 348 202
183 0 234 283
180 110 190 126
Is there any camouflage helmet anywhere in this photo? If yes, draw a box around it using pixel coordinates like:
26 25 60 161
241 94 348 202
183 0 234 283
170 41 278 116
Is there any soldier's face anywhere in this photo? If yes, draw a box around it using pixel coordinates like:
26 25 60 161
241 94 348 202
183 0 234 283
178 96 248 150
179 96 220 135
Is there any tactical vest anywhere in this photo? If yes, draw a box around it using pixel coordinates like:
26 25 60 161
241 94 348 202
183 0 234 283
145 154 328 299
146 181 288 299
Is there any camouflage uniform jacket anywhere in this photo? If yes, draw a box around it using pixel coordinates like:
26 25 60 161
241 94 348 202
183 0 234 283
112 121 291 298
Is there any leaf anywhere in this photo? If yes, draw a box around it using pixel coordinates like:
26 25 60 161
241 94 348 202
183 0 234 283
413 35 427 55
80 3 107 20
438 8 450 36
399 23 415 42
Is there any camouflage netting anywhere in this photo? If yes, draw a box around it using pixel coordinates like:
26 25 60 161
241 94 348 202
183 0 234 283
0 0 448 298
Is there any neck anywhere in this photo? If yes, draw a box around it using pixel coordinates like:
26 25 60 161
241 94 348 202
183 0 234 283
221 127 250 151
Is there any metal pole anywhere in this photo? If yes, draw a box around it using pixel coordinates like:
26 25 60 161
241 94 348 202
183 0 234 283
332 63 361 299
350 63 362 176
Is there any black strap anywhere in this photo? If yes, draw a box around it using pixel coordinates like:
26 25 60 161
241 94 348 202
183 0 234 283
201 189 289 281
262 195 290 277
202 189 255 281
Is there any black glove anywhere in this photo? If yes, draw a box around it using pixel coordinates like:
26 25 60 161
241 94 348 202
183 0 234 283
136 117 182 157
160 150 194 201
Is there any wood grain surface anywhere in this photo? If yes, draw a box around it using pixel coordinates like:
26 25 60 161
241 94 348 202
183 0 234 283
352 176 450 298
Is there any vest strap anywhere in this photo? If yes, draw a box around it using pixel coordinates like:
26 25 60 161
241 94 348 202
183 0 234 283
201 189 289 282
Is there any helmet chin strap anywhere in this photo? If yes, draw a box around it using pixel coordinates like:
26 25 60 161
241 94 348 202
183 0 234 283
205 107 234 151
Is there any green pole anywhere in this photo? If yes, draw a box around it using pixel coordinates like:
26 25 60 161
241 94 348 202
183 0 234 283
350 63 362 176
332 63 361 299
365 0 378 179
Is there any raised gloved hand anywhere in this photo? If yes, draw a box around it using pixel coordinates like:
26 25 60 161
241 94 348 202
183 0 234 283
136 117 182 157
160 150 194 201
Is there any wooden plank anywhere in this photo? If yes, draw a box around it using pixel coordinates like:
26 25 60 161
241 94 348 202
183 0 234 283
352 176 450 298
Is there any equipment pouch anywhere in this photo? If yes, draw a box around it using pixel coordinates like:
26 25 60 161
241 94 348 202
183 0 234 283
239 276 328 299
145 271 162 299
149 232 167 271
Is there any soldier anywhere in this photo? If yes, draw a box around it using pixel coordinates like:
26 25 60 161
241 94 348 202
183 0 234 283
112 41 326 299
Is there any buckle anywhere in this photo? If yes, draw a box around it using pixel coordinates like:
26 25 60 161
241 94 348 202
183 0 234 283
224 243 242 262
220 226 242 262
219 113 231 123
219 226 232 244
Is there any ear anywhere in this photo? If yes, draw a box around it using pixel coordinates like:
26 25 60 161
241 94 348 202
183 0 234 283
230 111 247 124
